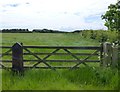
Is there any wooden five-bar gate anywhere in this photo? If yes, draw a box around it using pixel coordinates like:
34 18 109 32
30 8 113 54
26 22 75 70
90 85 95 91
0 42 119 72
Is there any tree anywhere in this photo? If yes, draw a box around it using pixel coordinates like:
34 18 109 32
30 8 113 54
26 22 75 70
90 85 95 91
101 2 120 31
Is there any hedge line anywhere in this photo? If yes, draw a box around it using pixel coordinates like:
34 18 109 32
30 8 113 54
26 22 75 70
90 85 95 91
81 30 119 43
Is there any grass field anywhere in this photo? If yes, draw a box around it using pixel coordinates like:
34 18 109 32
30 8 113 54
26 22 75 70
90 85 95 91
2 33 100 46
1 33 119 90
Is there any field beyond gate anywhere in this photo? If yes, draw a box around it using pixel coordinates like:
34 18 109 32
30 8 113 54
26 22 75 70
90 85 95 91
0 43 102 71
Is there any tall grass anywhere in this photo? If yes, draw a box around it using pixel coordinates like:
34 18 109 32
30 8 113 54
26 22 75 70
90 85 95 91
0 70 2 91
2 67 118 90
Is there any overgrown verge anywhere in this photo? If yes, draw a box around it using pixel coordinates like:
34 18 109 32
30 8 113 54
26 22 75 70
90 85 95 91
2 67 118 90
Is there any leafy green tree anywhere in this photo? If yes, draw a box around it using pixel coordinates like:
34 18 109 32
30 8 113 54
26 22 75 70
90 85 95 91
101 2 120 31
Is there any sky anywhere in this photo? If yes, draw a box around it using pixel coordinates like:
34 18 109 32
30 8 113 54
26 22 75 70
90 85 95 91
0 0 117 32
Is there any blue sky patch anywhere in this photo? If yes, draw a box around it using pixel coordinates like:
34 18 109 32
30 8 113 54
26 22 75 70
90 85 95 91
84 15 101 23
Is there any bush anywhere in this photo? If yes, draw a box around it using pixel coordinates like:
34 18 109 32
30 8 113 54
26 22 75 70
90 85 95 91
81 30 118 43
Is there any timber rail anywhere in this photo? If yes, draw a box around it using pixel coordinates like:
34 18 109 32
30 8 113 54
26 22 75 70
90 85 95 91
0 42 119 72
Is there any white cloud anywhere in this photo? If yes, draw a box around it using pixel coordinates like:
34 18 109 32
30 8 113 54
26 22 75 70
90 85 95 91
0 0 117 31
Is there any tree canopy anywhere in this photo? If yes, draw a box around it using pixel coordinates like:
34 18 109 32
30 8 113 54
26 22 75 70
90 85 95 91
101 2 120 31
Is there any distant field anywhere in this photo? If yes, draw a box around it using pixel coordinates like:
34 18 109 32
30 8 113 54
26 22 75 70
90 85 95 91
1 33 118 90
1 33 101 68
2 33 100 46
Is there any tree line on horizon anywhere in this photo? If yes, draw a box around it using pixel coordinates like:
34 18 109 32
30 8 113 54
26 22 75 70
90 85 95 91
0 29 67 33
0 28 90 33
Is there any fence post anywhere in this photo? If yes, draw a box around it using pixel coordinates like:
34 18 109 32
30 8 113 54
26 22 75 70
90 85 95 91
12 42 23 73
102 42 112 67
100 43 103 66
111 46 118 68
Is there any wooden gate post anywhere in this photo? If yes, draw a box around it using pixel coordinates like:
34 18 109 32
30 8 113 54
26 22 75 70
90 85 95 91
103 42 112 67
100 43 103 66
111 46 118 68
12 42 23 73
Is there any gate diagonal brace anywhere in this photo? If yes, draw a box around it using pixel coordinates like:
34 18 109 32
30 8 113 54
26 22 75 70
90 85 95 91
32 48 60 69
0 61 10 70
24 48 55 70
0 48 12 70
71 50 99 69
63 49 88 67
0 48 12 58
24 48 57 70
0 63 6 68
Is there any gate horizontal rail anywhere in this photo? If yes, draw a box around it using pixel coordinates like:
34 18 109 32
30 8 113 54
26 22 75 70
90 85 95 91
0 43 102 71
0 53 99 56
1 60 100 62
0 46 101 49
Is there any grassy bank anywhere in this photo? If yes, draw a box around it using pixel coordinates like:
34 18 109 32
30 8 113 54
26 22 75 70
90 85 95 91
2 67 118 90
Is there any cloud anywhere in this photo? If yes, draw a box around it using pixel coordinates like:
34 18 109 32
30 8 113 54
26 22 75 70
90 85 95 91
74 12 81 16
4 4 20 7
0 0 117 31
25 2 30 5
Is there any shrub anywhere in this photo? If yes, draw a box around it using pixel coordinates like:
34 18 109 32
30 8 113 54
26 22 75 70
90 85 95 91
81 30 118 43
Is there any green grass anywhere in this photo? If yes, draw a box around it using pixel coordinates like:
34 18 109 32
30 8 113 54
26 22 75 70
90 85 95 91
1 33 119 90
0 70 2 91
2 33 100 46
2 67 118 90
